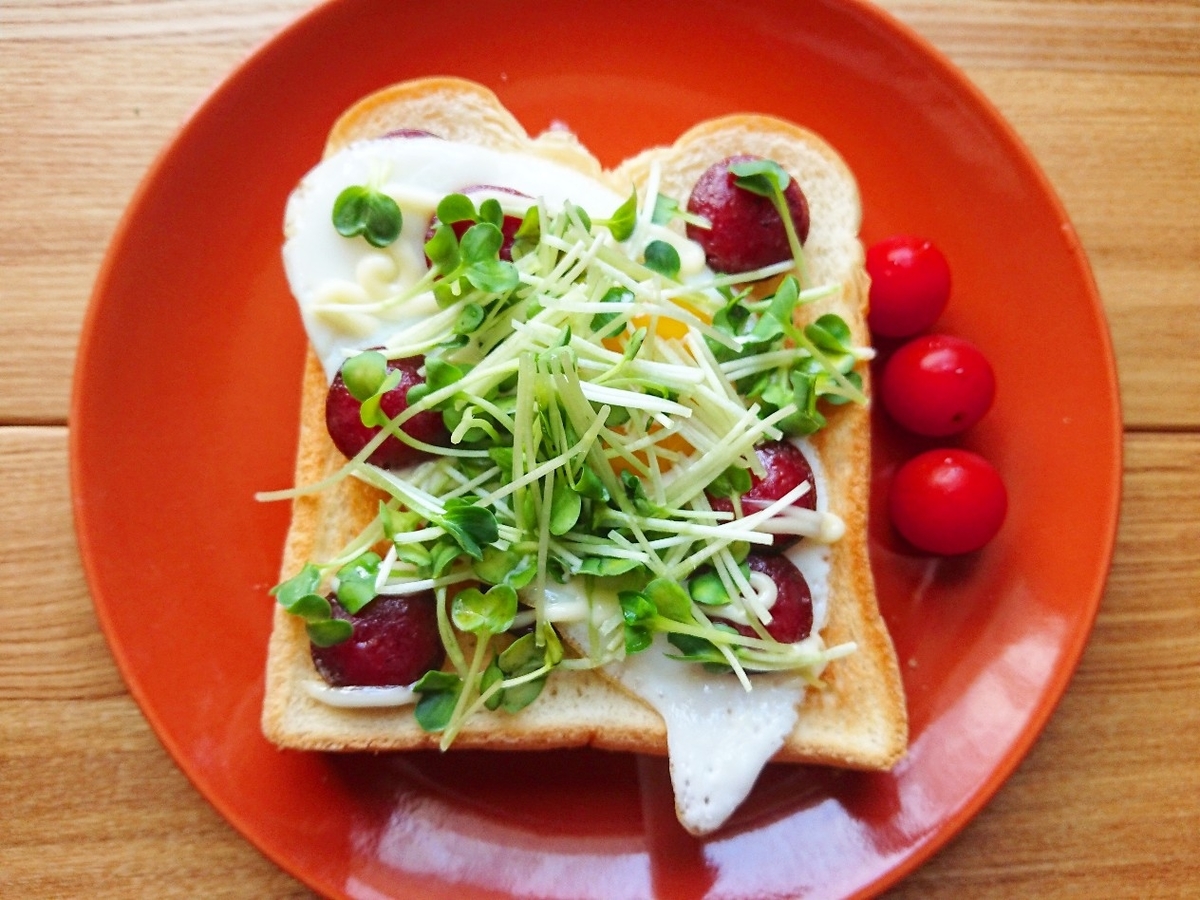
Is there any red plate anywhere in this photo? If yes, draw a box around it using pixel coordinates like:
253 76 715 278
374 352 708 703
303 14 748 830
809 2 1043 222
71 0 1121 896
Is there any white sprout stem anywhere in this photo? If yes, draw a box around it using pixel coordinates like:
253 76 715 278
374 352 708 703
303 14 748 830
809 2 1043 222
579 382 692 417
376 569 476 596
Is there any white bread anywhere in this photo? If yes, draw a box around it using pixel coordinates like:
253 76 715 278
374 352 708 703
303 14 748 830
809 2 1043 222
262 77 906 773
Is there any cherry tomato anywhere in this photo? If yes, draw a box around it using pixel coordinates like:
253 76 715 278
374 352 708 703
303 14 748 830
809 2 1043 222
866 235 951 338
881 334 996 436
888 449 1007 555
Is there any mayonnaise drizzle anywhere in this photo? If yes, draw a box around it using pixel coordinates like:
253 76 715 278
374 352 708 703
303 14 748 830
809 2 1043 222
284 136 627 379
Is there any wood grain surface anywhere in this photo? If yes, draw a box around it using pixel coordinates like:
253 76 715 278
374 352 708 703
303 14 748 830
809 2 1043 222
1 1 1197 897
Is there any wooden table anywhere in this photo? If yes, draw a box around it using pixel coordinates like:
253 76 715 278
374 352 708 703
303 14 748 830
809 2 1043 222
2 1 1197 896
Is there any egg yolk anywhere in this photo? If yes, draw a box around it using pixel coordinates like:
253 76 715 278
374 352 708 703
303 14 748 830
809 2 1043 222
603 297 710 351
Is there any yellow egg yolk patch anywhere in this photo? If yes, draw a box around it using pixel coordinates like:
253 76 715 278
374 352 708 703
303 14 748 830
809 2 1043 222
607 425 696 479
603 297 712 352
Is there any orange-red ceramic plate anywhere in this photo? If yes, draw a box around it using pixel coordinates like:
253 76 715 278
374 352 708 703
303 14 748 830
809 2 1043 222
71 0 1121 896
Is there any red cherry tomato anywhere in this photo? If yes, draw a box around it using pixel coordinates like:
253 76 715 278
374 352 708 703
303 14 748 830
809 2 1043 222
866 235 951 338
888 449 1007 555
881 334 996 436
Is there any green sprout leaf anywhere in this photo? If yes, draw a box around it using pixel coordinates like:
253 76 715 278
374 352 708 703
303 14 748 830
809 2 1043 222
539 621 565 666
467 258 520 293
601 191 638 241
473 546 537 589
645 578 694 624
406 358 462 411
306 618 353 647
495 632 548 712
643 240 681 279
393 541 431 569
573 465 609 503
688 570 731 607
287 592 333 623
335 551 381 614
479 197 504 229
549 484 582 536
454 303 486 335
619 590 656 654
424 357 466 394
357 367 402 428
806 313 854 352
461 221 503 260
413 670 463 732
728 157 791 196
426 537 462 578
823 369 863 406
341 351 389 402
760 276 801 339
436 499 499 559
270 563 322 611
665 630 730 668
451 584 518 634
495 674 544 713
425 222 461 273
488 445 515 472
622 327 647 362
615 579 696 656
651 193 677 226
779 369 826 436
620 470 664 517
590 286 631 335
566 203 592 232
513 205 541 244
272 564 353 647
577 556 643 578
332 185 403 248
481 658 506 710
436 193 477 224
423 220 520 293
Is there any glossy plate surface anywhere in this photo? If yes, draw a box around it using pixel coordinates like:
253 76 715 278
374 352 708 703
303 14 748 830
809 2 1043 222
71 0 1121 896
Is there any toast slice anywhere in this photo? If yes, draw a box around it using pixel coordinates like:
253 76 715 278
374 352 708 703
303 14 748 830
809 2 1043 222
262 77 906 818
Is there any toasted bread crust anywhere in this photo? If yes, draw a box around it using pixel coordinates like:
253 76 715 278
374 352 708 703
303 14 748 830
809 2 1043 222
262 78 906 769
